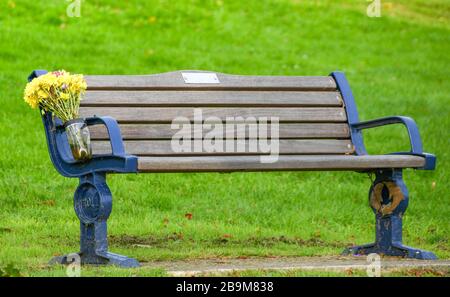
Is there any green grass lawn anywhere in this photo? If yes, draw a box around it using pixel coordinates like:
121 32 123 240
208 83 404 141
0 0 449 276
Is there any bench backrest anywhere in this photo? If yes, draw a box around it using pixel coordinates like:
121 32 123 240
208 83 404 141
81 71 354 157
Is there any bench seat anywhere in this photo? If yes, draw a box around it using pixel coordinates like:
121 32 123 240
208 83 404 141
137 155 426 172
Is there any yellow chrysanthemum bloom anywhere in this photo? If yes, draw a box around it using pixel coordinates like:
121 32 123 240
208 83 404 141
37 89 49 99
23 70 87 122
60 92 69 100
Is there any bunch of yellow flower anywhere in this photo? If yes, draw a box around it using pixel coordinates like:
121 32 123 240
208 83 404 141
24 70 87 122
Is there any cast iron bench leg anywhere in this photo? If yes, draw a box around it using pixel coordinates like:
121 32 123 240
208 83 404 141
49 173 140 268
343 169 437 260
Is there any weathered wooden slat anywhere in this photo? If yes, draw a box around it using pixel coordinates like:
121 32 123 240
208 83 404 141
92 139 354 155
80 107 347 123
82 91 343 107
137 155 426 172
89 123 350 140
85 71 336 91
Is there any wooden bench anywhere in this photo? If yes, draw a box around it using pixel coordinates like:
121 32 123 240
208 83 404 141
28 70 437 267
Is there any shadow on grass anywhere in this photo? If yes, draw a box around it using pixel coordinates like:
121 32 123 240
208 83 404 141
110 234 352 249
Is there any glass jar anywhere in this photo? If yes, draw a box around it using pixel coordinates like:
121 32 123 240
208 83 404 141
64 118 92 162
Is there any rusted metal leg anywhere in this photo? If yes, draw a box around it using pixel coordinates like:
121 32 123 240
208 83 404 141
49 173 139 268
343 169 437 260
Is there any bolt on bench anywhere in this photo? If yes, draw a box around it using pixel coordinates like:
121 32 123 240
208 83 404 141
29 70 437 267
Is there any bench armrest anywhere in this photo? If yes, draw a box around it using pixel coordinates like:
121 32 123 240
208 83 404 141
43 112 138 177
351 116 436 170
85 116 125 156
351 116 423 154
30 70 138 177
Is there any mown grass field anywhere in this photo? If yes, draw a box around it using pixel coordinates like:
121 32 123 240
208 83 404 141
0 0 449 276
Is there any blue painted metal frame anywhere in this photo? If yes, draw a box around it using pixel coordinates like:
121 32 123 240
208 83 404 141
342 169 437 259
331 71 437 259
29 70 139 267
330 71 436 170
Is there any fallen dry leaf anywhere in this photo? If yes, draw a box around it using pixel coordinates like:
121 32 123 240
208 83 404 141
40 199 56 206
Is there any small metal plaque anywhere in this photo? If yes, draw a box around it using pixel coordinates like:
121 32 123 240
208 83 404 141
182 72 220 84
